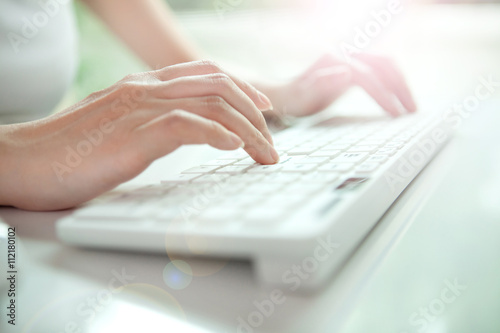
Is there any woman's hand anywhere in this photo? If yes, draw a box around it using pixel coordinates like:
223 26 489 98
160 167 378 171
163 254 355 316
260 53 417 118
0 61 278 211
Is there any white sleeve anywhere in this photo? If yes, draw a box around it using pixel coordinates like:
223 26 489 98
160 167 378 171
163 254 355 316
0 0 79 124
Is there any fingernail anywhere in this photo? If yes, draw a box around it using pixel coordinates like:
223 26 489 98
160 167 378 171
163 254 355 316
257 91 274 111
229 133 244 148
269 147 280 163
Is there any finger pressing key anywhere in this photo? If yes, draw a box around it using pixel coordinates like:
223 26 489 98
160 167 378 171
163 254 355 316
155 73 275 146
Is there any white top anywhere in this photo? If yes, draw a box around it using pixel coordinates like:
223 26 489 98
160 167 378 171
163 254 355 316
0 0 78 124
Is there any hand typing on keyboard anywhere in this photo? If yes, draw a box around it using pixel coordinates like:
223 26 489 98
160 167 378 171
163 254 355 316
0 61 278 211
0 54 417 212
258 53 417 119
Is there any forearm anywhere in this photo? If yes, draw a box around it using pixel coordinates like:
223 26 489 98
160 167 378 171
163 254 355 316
80 0 201 68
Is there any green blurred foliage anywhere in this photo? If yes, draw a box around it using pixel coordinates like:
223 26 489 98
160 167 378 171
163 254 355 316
73 2 145 101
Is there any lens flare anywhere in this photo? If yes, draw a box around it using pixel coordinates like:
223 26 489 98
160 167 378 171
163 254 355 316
163 260 193 290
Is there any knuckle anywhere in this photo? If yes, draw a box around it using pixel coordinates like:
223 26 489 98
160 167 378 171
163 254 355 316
241 80 257 96
85 90 105 103
119 81 137 93
121 73 137 83
141 71 160 86
162 111 189 146
122 148 149 172
165 110 190 132
254 112 268 130
199 60 222 73
209 73 232 89
166 110 187 124
204 96 227 115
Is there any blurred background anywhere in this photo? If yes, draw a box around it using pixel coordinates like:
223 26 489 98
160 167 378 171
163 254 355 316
68 0 500 114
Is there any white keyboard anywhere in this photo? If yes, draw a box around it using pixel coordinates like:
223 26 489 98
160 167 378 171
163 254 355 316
57 113 452 289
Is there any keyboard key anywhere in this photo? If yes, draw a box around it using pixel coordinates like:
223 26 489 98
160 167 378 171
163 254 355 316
218 149 248 159
230 174 264 184
300 172 339 183
384 141 404 149
298 141 326 148
287 148 317 155
366 155 388 164
312 137 336 144
162 173 201 184
332 152 368 164
274 144 296 152
355 163 380 174
261 173 300 183
282 164 317 173
167 185 205 197
215 166 251 174
393 134 412 142
192 174 230 184
202 159 238 167
341 134 366 141
376 148 397 156
244 183 286 195
291 156 330 164
132 185 172 196
335 138 359 144
309 150 341 158
348 145 379 153
182 166 220 174
159 193 193 206
359 139 387 146
233 157 258 166
323 143 351 151
247 164 284 173
278 156 305 165
318 163 354 173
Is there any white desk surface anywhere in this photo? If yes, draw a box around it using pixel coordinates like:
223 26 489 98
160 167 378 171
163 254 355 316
1 4 500 333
